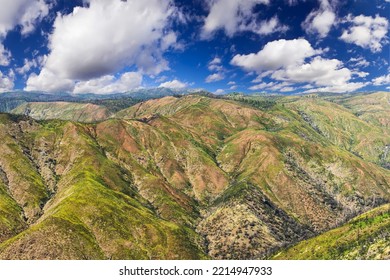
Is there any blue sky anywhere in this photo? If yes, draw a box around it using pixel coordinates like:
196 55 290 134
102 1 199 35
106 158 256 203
0 0 389 94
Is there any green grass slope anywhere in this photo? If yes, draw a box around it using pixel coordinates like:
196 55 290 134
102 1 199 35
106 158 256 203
273 203 390 260
324 91 390 129
282 96 389 166
115 94 390 259
0 116 207 259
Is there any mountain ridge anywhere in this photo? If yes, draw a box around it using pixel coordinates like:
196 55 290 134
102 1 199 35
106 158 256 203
0 91 389 259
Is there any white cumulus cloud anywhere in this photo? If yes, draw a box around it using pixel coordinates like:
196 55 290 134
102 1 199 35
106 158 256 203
25 68 74 92
232 38 366 93
208 57 223 71
372 74 390 85
304 82 368 93
302 0 338 38
256 16 289 35
206 73 225 83
27 70 143 94
231 39 320 72
0 43 10 66
279 86 296 92
159 79 188 89
201 0 289 38
16 56 46 75
206 56 225 83
0 0 49 37
0 70 15 92
348 56 370 68
271 57 352 87
340 14 389 53
214 89 225 95
249 81 276 90
74 72 143 94
249 81 293 91
227 81 237 90
27 0 179 92
0 0 49 70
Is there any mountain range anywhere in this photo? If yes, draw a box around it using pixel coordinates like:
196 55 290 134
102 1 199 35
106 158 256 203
0 90 389 259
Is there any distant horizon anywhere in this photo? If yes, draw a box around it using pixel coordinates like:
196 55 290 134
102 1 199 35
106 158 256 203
0 87 389 97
